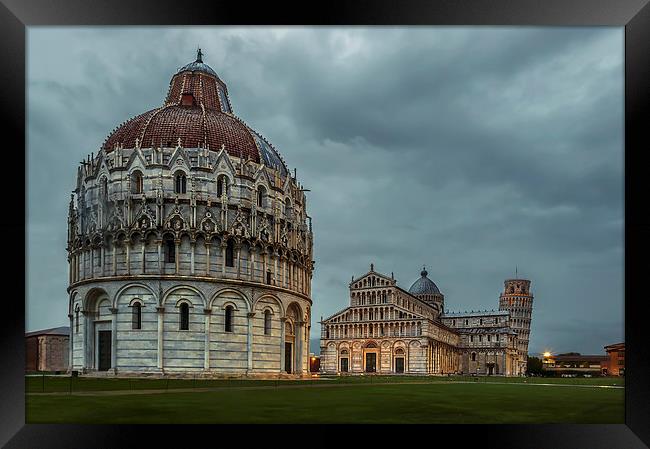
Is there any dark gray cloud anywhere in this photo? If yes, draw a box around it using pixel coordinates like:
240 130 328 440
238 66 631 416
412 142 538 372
27 26 623 356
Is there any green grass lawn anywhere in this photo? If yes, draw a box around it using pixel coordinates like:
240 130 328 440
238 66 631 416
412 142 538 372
26 377 624 424
25 374 625 393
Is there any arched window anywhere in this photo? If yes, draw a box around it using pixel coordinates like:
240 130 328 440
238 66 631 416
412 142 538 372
266 269 272 285
217 175 229 197
175 172 187 194
257 186 266 208
285 198 292 215
132 302 142 330
225 239 235 267
471 352 477 361
131 171 144 194
75 307 79 333
179 303 189 330
264 310 271 335
225 305 234 332
100 177 109 199
165 237 176 263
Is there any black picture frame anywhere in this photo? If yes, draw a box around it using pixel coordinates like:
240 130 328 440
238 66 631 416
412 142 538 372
3 0 649 447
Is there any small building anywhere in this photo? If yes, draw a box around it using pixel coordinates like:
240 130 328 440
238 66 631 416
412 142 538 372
541 352 607 376
25 326 70 372
603 343 625 376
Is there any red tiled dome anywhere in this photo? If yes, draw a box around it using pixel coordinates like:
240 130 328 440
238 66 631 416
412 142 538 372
101 50 288 175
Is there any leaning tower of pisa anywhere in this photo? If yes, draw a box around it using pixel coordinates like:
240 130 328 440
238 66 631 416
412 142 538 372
498 278 534 375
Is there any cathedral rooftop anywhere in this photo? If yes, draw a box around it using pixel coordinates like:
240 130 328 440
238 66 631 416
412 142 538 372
408 267 441 296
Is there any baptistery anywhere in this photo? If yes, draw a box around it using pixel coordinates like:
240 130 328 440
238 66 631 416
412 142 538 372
67 50 314 376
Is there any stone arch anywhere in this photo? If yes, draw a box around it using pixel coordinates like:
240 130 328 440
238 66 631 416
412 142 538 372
285 301 302 321
69 290 80 315
253 293 284 316
209 287 251 311
112 282 158 308
83 287 110 312
364 340 378 349
161 285 206 308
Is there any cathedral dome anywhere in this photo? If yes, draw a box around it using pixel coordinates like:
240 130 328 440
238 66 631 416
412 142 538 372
408 268 441 295
101 49 288 177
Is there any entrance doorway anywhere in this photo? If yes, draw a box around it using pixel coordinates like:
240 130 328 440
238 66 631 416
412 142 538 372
284 343 293 373
395 357 405 373
340 357 349 372
97 330 112 371
365 353 376 373
487 363 494 375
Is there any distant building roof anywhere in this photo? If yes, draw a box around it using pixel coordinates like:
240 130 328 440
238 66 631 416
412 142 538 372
604 342 625 352
25 326 70 337
442 310 509 318
456 326 517 335
551 354 607 363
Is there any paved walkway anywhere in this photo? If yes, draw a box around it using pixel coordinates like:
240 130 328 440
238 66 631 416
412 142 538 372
27 380 623 397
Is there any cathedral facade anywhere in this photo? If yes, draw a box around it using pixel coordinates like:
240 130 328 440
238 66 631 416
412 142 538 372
66 51 314 376
320 266 533 376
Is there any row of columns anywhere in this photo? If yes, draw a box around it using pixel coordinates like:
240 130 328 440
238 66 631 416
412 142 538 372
70 308 307 375
70 241 311 296
429 342 459 374
325 321 423 339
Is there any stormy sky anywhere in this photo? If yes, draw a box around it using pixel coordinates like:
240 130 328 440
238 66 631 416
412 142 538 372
27 27 624 356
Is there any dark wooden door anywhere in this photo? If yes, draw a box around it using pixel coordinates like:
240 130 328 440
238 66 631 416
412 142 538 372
284 343 292 373
365 353 376 372
395 357 404 373
98 330 112 371
340 358 348 372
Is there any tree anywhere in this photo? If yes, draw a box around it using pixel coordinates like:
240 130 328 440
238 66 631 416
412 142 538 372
526 356 544 376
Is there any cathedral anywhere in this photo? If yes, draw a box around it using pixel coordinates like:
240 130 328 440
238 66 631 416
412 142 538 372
319 266 533 376
66 50 314 376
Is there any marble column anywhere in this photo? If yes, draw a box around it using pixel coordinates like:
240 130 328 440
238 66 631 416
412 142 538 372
296 320 304 374
221 241 227 277
236 243 242 279
205 241 211 275
204 309 211 370
156 306 164 370
156 239 162 273
247 312 255 372
109 307 118 372
280 317 287 372
174 239 180 274
190 241 195 275
68 313 74 371
112 241 117 275
125 240 131 275
140 236 146 274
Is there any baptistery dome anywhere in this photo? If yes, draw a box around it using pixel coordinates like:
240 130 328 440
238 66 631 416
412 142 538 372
67 50 313 378
102 50 288 176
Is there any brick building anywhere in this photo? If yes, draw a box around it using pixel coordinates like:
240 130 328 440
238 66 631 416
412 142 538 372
603 342 625 376
25 326 70 372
